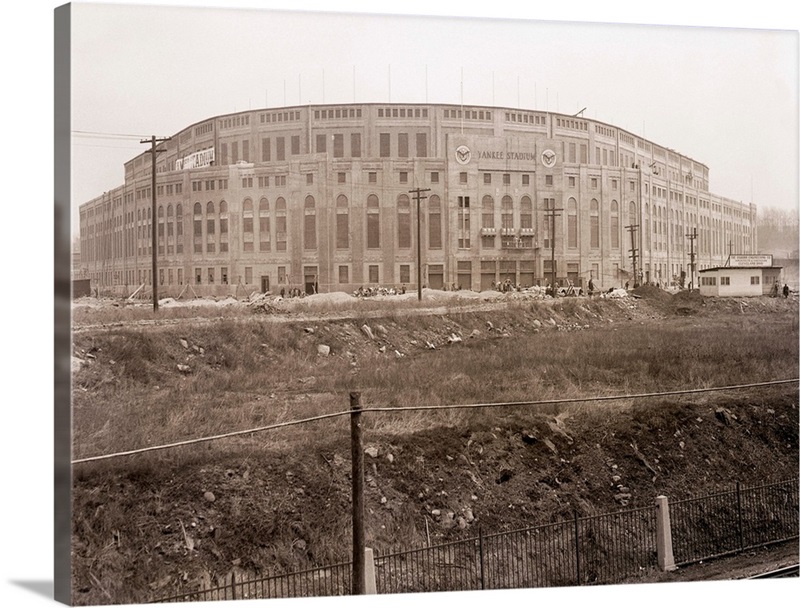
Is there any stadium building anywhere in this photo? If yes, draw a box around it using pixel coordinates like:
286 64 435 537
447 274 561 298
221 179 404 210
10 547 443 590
78 103 758 297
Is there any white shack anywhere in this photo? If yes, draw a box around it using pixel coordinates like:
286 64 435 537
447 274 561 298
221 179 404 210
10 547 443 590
698 254 783 297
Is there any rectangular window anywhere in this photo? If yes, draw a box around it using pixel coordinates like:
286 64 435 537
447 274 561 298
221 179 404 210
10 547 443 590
398 133 409 157
351 133 361 157
751 276 760 285
545 175 553 186
399 265 410 285
484 173 492 185
195 268 202 284
368 265 379 284
460 172 468 184
522 174 530 186
276 137 285 161
416 132 428 157
367 212 380 248
397 211 411 248
503 173 511 185
338 265 349 284
336 213 349 249
242 140 250 162
245 267 252 284
591 178 598 189
721 276 730 286
291 135 300 155
208 268 215 284
316 134 327 153
399 172 408 184
368 172 377 184
306 173 314 185
338 172 346 184
431 172 439 183
231 141 239 164
590 215 599 248
278 266 286 283
333 134 344 158
304 215 316 250
379 133 390 157
429 209 442 249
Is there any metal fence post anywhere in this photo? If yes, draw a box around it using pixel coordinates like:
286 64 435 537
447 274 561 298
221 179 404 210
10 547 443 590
655 495 677 571
350 392 366 595
231 570 236 600
736 481 744 551
478 526 485 590
574 512 581 585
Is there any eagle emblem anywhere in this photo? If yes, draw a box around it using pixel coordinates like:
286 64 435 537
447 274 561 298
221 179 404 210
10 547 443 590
541 149 556 168
455 145 471 165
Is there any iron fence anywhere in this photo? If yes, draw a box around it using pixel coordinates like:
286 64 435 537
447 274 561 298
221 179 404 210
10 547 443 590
153 479 798 603
155 561 352 603
670 478 799 566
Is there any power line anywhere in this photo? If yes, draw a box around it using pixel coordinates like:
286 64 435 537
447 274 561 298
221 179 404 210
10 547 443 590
72 130 155 140
71 378 798 465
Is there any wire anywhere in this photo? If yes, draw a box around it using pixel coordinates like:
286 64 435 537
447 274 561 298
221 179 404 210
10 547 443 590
72 130 155 139
71 378 799 465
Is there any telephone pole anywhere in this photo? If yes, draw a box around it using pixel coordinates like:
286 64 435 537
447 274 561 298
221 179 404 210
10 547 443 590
141 135 170 312
409 187 430 301
543 202 563 295
626 224 640 287
686 227 698 289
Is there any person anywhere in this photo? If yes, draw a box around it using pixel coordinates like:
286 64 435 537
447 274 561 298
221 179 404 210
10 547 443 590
588 278 595 297
783 283 790 298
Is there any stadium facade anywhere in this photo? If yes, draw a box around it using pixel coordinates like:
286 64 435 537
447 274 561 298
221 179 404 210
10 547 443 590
78 103 758 297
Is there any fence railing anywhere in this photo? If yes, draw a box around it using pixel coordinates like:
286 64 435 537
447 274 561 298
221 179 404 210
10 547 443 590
152 478 798 603
670 478 799 566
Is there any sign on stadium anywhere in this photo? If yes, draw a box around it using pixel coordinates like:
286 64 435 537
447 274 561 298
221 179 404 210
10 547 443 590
729 254 773 267
175 148 215 170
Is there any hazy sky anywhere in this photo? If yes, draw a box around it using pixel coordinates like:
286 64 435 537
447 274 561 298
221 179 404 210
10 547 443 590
70 1 798 234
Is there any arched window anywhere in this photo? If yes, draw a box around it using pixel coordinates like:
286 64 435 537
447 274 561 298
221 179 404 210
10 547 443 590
568 197 578 248
336 195 349 249
428 194 442 249
194 202 202 216
590 198 600 248
397 194 411 249
157 205 164 218
219 200 228 214
276 197 286 211
243 198 253 213
167 204 173 217
501 195 513 229
259 197 269 212
520 196 532 229
610 200 620 249
304 195 316 250
367 194 380 249
193 202 202 237
482 195 495 228
207 201 215 214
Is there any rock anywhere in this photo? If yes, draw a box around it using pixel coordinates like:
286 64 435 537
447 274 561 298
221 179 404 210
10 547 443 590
486 321 494 330
470 329 481 338
361 325 375 340
614 493 632 502
304 327 315 334
179 339 189 349
378 346 387 353
611 475 621 482
386 453 394 463
441 512 456 529
457 517 468 529
715 407 738 425
431 509 441 517
395 350 404 358
380 496 388 505
617 486 630 493
177 364 191 374
203 491 216 503
332 454 344 466
317 344 331 356
521 430 538 445
465 508 475 522
425 341 436 350
447 333 462 344
532 319 542 328
376 325 388 337
365 446 379 458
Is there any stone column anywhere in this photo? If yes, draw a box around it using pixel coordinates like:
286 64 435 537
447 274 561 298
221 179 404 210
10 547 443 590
655 495 677 571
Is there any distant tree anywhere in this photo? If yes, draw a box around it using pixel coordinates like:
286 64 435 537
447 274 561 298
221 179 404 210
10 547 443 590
758 206 799 257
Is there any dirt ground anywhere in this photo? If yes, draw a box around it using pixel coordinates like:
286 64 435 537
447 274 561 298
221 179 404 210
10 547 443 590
69 288 799 605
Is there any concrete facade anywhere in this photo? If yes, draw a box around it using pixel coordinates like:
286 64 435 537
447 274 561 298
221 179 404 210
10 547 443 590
698 266 783 297
79 103 758 297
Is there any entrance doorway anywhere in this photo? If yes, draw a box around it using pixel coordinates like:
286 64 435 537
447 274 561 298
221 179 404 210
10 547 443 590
260 275 270 293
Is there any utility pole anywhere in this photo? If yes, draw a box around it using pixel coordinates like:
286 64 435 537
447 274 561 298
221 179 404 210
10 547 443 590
543 202 563 296
726 239 734 267
350 392 365 594
686 227 698 289
409 187 430 301
626 224 640 288
141 135 170 312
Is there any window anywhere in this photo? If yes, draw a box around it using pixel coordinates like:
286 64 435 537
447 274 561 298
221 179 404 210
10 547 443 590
482 195 495 228
278 266 286 284
522 174 530 186
333 134 344 158
460 172 468 184
367 194 380 248
591 178 598 189
397 194 411 248
276 137 285 161
398 133 408 157
339 265 349 284
484 173 492 185
429 195 442 249
351 133 361 157
751 276 760 285
338 172 346 184
568 176 576 188
431 172 439 184
316 134 327 153
720 276 730 286
245 267 252 284
501 195 513 229
520 196 532 229
304 196 316 250
416 133 428 157
399 172 408 184
291 135 300 155
368 172 377 184
368 265 379 284
568 197 578 248
306 173 314 185
262 138 271 161
545 175 553 186
336 195 349 249
379 133 390 157
458 196 471 249
503 174 511 185
590 199 600 249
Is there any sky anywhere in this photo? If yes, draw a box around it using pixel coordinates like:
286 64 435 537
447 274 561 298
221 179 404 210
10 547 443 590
68 1 799 239
0 3 798 608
